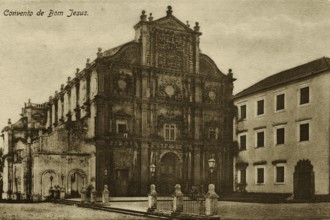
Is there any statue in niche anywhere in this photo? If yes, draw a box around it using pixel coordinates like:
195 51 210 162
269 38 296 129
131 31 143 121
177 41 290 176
113 70 133 95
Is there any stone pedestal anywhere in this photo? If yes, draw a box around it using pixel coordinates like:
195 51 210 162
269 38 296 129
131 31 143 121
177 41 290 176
49 187 54 200
102 185 109 204
205 184 219 216
91 188 97 204
147 184 157 212
172 184 183 214
32 193 41 202
60 187 66 199
80 186 86 203
54 188 60 200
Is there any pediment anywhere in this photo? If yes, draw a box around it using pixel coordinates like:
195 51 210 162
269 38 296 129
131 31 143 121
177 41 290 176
153 16 193 32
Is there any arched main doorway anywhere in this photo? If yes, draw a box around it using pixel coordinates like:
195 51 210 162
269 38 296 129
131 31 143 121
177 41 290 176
68 169 86 198
158 152 181 195
294 160 314 200
41 170 57 200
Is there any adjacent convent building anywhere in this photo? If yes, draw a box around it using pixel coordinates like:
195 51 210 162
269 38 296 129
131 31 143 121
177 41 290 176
234 57 330 199
1 6 235 200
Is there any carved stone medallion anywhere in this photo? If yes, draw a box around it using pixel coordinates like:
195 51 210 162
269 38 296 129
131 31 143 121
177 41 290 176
208 91 216 101
165 85 175 97
118 79 127 91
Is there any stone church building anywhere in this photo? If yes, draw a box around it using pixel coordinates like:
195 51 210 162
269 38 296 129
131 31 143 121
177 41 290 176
1 6 235 199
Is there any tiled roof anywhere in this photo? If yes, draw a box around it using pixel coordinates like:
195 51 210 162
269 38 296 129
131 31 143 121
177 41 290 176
235 57 330 99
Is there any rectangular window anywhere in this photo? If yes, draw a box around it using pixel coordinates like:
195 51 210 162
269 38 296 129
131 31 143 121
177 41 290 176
164 124 176 141
118 123 127 133
239 135 247 150
300 86 309 105
257 168 264 184
256 131 264 148
276 94 285 111
257 99 264 116
116 120 127 133
240 105 247 120
276 127 285 145
299 123 309 141
276 166 285 183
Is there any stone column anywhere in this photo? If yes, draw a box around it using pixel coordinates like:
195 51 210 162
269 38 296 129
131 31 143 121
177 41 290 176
172 184 183 214
140 142 149 195
205 184 219 216
147 184 157 212
102 185 109 204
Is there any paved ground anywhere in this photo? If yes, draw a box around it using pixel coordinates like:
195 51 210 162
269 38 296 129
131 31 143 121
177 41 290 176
110 201 330 219
218 202 330 220
0 202 151 220
1 199 330 219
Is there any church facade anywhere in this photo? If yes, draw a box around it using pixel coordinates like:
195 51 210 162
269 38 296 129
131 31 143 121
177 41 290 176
1 6 235 199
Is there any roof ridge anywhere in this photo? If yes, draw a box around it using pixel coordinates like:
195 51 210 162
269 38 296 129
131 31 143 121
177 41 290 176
235 56 330 99
322 56 330 68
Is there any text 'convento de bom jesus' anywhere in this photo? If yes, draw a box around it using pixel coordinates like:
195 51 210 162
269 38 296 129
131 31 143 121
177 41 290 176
3 9 88 17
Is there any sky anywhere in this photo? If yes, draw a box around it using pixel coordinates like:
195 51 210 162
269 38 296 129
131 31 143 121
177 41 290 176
0 0 330 130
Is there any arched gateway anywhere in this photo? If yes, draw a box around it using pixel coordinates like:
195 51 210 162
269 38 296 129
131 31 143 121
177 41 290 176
158 152 181 195
294 160 314 200
67 169 86 197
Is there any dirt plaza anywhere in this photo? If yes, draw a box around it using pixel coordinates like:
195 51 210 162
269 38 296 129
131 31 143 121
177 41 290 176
1 201 330 220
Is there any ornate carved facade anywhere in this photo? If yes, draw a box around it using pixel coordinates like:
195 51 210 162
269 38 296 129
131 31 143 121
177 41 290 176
1 6 235 199
94 6 236 195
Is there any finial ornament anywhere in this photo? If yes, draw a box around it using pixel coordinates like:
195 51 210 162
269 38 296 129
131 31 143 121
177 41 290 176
167 5 173 16
228 69 233 77
194 22 200 32
97 48 103 58
148 13 153 21
140 10 147 21
186 21 190 28
86 58 91 68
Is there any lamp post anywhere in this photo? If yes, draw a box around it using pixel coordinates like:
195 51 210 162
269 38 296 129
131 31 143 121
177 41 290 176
208 158 216 184
149 164 156 184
